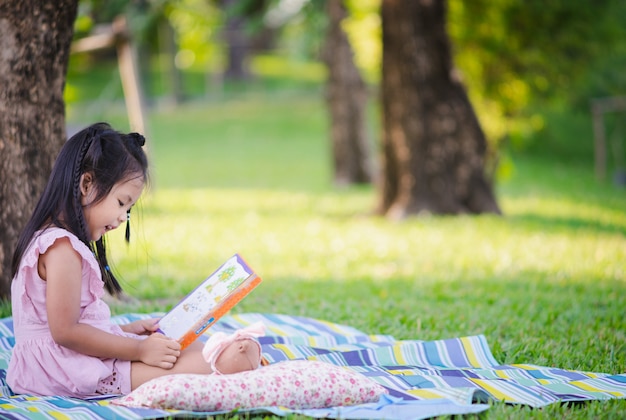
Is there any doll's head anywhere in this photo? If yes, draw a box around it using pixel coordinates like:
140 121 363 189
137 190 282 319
212 337 261 374
202 322 265 375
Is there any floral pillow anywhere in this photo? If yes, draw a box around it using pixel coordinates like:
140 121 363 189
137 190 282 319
113 360 387 411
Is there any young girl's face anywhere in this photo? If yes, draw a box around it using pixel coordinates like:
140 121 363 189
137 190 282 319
81 174 145 241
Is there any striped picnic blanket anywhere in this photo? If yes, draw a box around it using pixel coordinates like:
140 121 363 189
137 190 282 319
0 313 624 419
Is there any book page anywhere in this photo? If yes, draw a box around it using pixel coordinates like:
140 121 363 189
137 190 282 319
158 255 254 340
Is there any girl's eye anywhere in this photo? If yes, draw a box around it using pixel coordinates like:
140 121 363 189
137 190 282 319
118 200 124 207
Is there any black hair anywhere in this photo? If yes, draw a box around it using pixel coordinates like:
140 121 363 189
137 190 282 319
11 122 148 296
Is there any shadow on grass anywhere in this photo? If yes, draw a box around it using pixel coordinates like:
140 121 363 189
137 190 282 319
507 212 626 236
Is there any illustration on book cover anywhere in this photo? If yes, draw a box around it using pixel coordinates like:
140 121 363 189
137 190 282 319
158 255 253 339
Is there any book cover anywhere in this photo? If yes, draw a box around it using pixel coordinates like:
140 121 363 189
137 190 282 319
156 254 262 350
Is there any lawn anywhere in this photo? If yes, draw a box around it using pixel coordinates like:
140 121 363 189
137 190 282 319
62 84 626 419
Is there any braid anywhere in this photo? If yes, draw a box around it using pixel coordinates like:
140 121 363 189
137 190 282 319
71 124 123 296
13 122 146 297
72 128 94 244
94 237 122 295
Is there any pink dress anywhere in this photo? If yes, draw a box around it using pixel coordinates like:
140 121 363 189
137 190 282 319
7 227 138 397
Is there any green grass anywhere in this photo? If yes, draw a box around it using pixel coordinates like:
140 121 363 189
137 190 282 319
60 74 626 419
69 94 626 418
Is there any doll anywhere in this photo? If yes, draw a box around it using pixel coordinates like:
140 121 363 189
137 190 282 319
202 322 268 374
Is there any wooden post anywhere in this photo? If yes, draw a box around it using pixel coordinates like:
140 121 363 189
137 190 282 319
591 96 626 181
71 17 148 137
113 17 147 135
592 104 606 181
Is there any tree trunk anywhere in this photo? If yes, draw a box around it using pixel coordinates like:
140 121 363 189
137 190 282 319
221 0 251 80
160 18 185 104
378 0 501 218
322 0 374 186
0 0 78 299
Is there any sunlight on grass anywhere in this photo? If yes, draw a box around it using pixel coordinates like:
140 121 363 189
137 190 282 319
111 185 626 293
107 178 626 380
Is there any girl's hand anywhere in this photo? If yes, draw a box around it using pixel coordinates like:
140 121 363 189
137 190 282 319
137 333 181 369
121 318 160 336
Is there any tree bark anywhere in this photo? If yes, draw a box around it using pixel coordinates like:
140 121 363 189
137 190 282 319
322 0 374 186
0 0 78 299
378 0 500 218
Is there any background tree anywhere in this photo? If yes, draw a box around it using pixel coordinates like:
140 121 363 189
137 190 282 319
378 0 500 218
217 0 273 81
321 0 374 186
0 0 79 299
220 0 375 185
446 0 626 161
219 0 252 80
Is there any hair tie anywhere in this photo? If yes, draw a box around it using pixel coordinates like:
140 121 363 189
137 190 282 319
125 210 131 242
129 132 145 147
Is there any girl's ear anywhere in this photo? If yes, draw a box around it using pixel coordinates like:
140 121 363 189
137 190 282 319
79 172 94 203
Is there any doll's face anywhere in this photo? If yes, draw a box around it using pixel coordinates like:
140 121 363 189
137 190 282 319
214 338 261 374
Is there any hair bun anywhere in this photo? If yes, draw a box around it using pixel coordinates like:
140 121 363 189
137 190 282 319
129 132 146 147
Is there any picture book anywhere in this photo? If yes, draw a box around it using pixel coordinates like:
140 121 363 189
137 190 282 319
156 254 262 350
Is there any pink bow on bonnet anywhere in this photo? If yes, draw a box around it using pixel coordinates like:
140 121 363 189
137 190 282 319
202 321 266 375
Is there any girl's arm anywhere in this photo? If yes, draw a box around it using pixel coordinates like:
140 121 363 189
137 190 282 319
41 238 181 369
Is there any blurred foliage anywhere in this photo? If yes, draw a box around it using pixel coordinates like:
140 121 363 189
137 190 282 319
72 0 221 68
448 0 626 153
339 0 626 155
68 0 626 164
343 0 381 82
163 0 222 70
252 0 626 164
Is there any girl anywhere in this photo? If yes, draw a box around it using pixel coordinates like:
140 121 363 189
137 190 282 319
7 123 220 397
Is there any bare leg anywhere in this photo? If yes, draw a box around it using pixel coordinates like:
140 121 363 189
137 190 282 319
130 340 213 390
